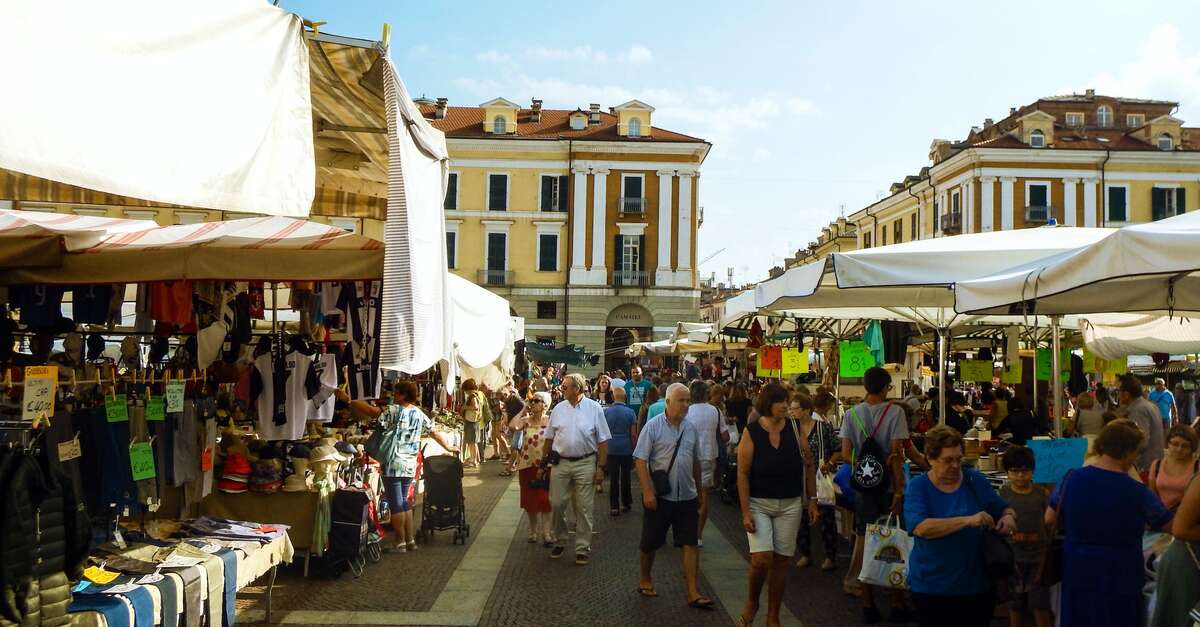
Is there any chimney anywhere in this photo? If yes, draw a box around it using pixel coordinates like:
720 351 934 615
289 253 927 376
983 118 993 128
1009 107 1017 116
435 97 448 120
1085 88 1095 97
588 103 601 126
530 99 543 123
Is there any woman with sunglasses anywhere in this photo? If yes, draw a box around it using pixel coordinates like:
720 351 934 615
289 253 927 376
510 391 555 545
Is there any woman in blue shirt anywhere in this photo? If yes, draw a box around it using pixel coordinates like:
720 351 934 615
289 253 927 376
904 425 1015 627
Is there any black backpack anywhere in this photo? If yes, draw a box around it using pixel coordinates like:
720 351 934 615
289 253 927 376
848 403 896 495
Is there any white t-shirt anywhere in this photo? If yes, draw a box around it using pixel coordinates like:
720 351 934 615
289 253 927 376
684 402 721 462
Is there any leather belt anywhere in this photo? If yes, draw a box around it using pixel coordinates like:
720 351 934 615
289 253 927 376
560 452 596 462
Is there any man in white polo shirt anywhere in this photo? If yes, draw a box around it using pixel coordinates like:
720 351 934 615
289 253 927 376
543 372 611 565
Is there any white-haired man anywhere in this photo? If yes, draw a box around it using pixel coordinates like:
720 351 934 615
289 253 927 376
543 372 611 565
633 382 714 609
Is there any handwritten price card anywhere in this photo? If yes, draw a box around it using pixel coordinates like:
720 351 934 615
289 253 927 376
22 366 57 423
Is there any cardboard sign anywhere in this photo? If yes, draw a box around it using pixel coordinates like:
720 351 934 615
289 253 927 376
1028 438 1088 485
1035 349 1052 382
1000 361 1023 385
781 347 809 375
57 435 82 462
1106 355 1128 375
839 340 872 378
106 394 129 423
959 360 993 383
760 346 783 370
145 394 165 422
130 441 156 481
200 448 214 472
22 366 57 423
755 360 781 379
165 381 185 413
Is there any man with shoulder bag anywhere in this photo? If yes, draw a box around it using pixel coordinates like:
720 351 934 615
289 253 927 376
632 383 715 609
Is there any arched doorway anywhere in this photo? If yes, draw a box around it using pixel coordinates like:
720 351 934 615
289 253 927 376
605 303 653 373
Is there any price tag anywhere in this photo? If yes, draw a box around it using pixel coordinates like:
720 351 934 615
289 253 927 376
199 544 222 554
165 381 185 413
200 447 213 472
102 584 140 594
1105 355 1128 375
958 360 993 383
759 346 783 370
1035 349 1052 382
130 441 156 481
1028 437 1088 485
83 566 119 585
106 394 129 423
781 347 809 375
136 573 165 585
145 394 165 422
22 365 57 423
838 340 871 378
1000 361 1023 385
57 435 82 462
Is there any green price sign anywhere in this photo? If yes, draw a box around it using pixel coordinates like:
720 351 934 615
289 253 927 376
1000 361 1023 385
839 340 871 378
106 394 129 423
145 394 165 422
130 441 156 481
1035 350 1052 382
958 360 994 383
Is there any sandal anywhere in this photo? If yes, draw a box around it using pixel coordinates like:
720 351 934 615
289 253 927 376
637 586 658 597
610 508 620 516
687 597 715 610
735 615 753 626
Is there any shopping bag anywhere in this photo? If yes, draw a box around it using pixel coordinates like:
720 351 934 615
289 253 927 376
858 515 912 589
815 470 837 506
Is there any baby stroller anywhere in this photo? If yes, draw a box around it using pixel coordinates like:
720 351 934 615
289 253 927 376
418 453 470 544
719 434 739 504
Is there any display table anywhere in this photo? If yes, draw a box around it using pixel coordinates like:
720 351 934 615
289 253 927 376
201 491 320 575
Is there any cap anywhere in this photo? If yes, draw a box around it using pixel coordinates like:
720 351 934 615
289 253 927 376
1154 377 1166 385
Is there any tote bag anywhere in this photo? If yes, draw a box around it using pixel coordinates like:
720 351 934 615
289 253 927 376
859 514 913 589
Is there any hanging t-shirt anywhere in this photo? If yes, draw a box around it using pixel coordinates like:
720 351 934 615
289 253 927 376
16 284 65 328
252 349 338 440
306 353 338 423
338 281 382 399
247 282 265 319
73 284 113 325
150 281 194 326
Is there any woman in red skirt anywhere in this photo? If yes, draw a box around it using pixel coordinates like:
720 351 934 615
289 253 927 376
510 391 553 544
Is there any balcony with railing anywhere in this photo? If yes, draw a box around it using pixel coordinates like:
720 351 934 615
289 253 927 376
1024 206 1052 223
939 211 962 234
613 269 648 288
618 197 645 214
477 269 514 287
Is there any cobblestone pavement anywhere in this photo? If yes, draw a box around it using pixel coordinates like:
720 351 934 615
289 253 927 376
235 460 514 623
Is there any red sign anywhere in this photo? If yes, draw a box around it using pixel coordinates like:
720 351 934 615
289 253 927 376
200 448 213 472
760 346 783 370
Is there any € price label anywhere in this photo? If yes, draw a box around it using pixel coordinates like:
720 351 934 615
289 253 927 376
130 441 156 481
145 394 165 422
1000 361 1023 385
760 346 783 370
781 347 809 375
22 366 57 423
58 435 82 462
165 381 185 413
106 394 129 423
839 340 871 378
1035 349 1052 382
958 360 993 383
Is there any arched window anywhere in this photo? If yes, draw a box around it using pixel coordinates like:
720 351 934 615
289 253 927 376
493 116 507 134
627 118 642 137
1096 105 1113 128
1030 129 1045 148
1159 133 1174 151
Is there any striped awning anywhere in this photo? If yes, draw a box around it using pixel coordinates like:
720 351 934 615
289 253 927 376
0 33 393 220
1 213 382 283
0 208 159 269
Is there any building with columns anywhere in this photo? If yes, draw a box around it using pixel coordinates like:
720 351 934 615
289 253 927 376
419 97 711 373
781 91 1200 272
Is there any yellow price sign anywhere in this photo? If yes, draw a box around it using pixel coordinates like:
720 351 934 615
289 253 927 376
781 347 809 375
22 365 57 423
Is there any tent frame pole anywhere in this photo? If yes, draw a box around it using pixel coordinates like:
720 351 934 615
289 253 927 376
1051 315 1062 437
937 327 947 425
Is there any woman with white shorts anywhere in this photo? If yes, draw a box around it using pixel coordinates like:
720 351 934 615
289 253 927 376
735 382 817 627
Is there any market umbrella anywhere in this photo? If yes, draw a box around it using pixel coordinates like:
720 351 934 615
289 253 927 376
955 210 1200 316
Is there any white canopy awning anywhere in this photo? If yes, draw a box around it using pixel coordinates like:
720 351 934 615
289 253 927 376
1082 314 1200 360
0 0 315 217
0 209 159 269
955 210 1200 315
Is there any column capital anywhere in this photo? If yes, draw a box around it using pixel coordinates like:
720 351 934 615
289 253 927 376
592 168 610 176
998 176 1016 183
1082 176 1100 184
677 169 696 178
571 167 588 175
979 175 997 183
656 169 676 177
1062 177 1080 184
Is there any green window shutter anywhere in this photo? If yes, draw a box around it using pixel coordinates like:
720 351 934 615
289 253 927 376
1152 187 1166 221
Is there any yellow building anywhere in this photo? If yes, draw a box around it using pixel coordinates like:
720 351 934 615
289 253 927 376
793 90 1200 267
419 97 711 372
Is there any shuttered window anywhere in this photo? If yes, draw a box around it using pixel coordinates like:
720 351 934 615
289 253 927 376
488 174 508 211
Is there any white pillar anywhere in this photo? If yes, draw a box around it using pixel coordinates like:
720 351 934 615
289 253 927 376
979 176 995 232
570 168 587 276
1063 178 1078 226
590 168 609 281
1000 176 1015 231
677 171 693 281
1082 177 1098 227
655 169 675 285
963 179 975 234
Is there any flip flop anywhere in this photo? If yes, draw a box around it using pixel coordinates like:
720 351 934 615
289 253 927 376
687 597 715 610
735 615 753 626
637 586 658 598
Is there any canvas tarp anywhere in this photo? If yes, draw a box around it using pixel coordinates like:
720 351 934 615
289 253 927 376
0 214 383 283
0 208 158 269
1082 314 1200 360
0 0 315 217
955 210 1200 315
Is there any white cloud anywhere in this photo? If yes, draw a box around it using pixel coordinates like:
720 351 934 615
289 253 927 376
525 45 609 63
622 45 653 65
1065 24 1200 119
476 50 511 64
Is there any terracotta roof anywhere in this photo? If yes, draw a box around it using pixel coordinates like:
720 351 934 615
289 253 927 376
1039 94 1177 105
966 127 1200 151
418 105 707 143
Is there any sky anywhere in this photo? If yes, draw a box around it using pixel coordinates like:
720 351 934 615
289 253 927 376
281 0 1200 286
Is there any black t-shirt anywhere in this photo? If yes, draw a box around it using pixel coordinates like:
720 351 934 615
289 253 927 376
726 398 752 433
746 421 805 499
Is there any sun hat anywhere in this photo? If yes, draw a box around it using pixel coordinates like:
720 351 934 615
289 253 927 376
309 445 343 464
282 471 312 492
218 452 252 493
334 441 357 462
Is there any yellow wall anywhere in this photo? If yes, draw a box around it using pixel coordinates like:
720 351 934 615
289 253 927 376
482 106 518 134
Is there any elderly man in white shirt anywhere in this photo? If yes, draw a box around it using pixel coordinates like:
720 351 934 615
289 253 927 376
684 379 724 546
543 372 611 565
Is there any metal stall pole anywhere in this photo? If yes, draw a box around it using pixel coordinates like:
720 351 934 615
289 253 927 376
937 327 947 425
1051 315 1063 437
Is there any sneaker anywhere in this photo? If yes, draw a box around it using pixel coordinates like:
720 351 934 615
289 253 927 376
697 539 704 548
549 545 566 559
575 552 590 565
406 541 418 552
887 607 914 624
821 558 836 571
795 555 811 568
862 606 881 625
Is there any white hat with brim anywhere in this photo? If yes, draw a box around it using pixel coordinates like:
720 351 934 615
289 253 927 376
309 445 344 464
282 473 312 492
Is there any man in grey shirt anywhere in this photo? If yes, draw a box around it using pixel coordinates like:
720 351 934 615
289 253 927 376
633 383 714 609
1116 376 1165 472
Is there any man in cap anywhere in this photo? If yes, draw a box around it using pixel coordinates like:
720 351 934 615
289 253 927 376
1148 377 1178 429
